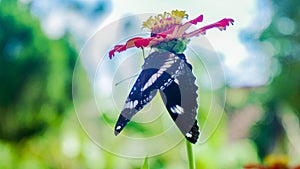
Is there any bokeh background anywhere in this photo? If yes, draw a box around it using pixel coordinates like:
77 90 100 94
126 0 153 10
1 0 300 168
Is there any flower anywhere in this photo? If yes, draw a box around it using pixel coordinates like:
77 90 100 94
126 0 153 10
109 10 234 58
244 154 300 169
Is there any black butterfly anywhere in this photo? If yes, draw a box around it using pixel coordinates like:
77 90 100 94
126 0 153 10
114 51 199 144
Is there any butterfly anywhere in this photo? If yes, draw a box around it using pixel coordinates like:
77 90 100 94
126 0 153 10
114 51 199 144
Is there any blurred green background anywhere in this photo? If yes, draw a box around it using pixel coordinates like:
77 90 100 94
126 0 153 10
1 0 300 168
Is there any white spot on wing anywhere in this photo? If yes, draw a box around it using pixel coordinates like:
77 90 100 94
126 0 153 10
130 101 133 108
141 54 178 92
116 126 121 130
174 78 179 84
124 100 138 109
170 107 176 113
170 105 184 114
186 133 192 138
175 105 184 114
133 100 138 107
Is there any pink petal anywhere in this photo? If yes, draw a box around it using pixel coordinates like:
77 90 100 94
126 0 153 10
135 35 169 48
159 15 203 39
134 37 155 48
109 37 144 59
188 14 204 25
184 18 234 38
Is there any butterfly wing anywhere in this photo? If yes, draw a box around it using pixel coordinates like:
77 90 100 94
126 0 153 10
159 56 199 143
115 51 184 135
114 68 159 135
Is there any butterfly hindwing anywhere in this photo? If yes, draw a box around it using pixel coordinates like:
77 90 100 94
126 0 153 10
159 54 199 144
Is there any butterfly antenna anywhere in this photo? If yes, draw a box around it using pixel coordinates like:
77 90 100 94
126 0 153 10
141 47 145 60
115 73 139 86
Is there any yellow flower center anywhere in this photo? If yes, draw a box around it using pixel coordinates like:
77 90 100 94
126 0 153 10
142 10 188 34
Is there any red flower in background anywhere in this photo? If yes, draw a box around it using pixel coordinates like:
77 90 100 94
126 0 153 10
109 10 234 58
244 155 300 169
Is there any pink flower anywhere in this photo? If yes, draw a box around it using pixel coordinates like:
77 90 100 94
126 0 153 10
109 10 234 59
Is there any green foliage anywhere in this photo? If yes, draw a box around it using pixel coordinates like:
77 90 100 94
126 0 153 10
0 0 76 142
141 156 149 169
249 0 300 159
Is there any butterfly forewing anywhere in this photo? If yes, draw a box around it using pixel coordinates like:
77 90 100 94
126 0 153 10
114 51 184 135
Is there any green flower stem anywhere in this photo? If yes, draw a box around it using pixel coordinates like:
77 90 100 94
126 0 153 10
186 140 195 169
141 156 149 169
